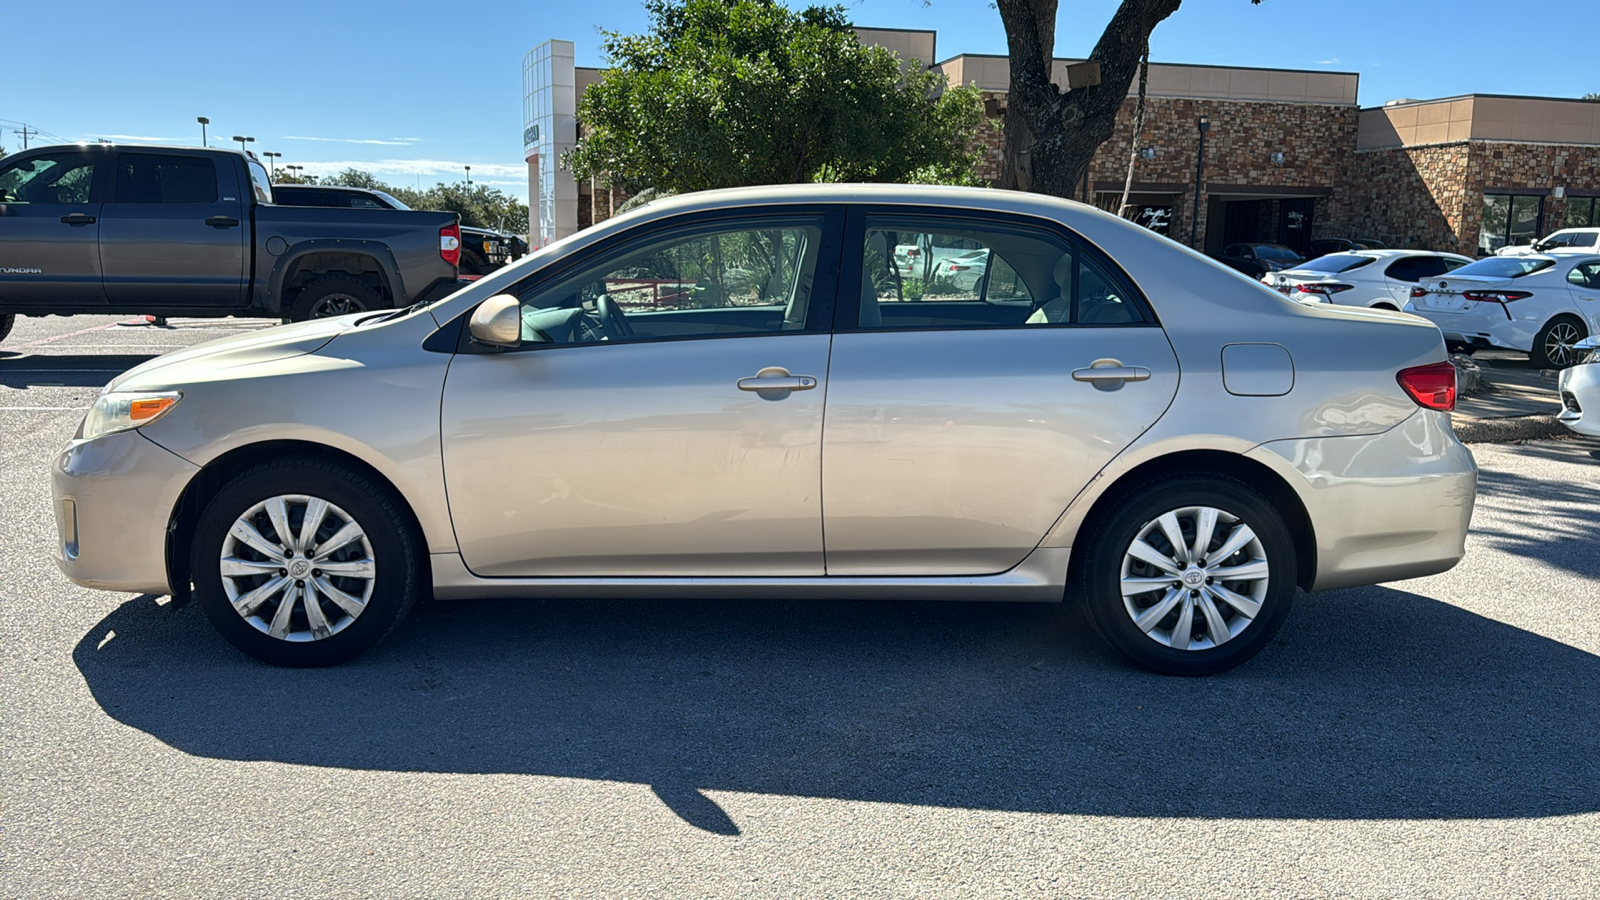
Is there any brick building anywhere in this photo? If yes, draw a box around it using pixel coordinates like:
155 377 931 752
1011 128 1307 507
522 29 1600 255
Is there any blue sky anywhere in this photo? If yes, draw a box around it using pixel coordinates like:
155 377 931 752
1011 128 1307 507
3 0 1591 191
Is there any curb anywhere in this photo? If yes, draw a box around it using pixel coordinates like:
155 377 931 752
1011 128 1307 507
1453 413 1568 444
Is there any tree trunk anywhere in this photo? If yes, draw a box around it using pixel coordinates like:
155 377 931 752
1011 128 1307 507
995 0 1183 199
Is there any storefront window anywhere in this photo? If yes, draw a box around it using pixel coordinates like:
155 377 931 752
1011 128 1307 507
1566 197 1598 228
1479 193 1543 255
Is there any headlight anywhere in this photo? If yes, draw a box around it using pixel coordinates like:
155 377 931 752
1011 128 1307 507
81 391 182 441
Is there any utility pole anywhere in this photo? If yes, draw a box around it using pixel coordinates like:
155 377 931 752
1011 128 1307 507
14 124 36 149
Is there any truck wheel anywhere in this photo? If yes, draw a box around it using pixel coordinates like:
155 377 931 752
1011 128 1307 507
0 314 13 344
289 277 384 322
459 251 487 277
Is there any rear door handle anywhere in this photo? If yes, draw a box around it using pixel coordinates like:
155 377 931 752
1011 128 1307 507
1072 359 1152 383
60 213 96 226
206 215 240 228
737 366 818 393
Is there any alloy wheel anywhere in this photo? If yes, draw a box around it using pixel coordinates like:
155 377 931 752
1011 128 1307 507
1544 321 1583 367
219 494 376 642
1119 505 1270 651
309 294 366 318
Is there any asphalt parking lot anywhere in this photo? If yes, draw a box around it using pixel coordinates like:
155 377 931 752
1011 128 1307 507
3 314 1598 898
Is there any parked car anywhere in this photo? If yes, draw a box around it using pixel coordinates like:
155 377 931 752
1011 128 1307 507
1307 237 1387 257
931 249 990 291
0 145 460 336
271 183 523 276
1405 254 1600 367
1495 227 1600 257
1557 337 1600 436
50 184 1476 676
1262 250 1473 309
1212 243 1304 277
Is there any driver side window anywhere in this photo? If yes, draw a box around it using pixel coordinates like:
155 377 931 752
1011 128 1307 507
0 153 99 205
510 216 827 347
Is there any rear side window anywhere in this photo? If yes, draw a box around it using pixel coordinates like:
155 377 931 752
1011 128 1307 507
114 154 217 204
1297 253 1374 274
1450 257 1556 279
1567 262 1600 289
1384 255 1449 282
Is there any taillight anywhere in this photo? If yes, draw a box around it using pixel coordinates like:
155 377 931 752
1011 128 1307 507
1462 290 1532 303
1292 283 1354 295
440 223 461 268
1397 361 1457 411
948 265 970 271
1409 286 1427 299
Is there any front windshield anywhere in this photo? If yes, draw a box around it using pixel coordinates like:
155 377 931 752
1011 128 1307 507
1294 254 1374 274
1449 257 1556 279
373 190 410 210
1255 245 1302 261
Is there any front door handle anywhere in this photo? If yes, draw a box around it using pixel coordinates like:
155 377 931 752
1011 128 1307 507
737 366 818 393
60 213 96 226
206 215 240 228
1072 359 1152 383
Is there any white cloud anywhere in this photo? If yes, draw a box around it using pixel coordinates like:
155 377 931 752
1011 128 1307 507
284 135 422 146
1317 58 1341 65
95 134 180 142
296 158 527 180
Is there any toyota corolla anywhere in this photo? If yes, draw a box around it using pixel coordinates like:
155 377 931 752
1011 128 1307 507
52 185 1477 675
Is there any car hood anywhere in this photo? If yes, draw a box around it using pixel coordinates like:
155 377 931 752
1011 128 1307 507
105 316 353 392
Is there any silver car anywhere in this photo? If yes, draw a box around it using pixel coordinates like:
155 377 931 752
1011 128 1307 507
51 185 1477 675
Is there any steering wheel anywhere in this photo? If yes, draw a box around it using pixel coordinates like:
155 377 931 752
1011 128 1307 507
595 294 636 340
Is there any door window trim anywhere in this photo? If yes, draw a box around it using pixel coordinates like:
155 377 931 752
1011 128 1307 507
454 205 847 354
834 205 1163 334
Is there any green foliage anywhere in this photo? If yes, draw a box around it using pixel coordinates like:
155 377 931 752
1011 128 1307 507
314 168 530 231
565 0 989 194
1584 92 1600 101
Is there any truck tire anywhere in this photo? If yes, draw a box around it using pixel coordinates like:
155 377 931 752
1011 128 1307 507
0 314 13 344
289 276 384 322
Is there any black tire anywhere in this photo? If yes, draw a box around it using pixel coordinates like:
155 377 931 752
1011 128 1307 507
1371 302 1399 311
459 251 487 277
0 313 13 344
1076 473 1297 676
191 457 423 667
288 276 384 322
1532 315 1587 369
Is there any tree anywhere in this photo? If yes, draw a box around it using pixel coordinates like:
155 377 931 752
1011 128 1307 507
1584 92 1600 101
994 0 1261 197
565 0 987 194
319 168 530 231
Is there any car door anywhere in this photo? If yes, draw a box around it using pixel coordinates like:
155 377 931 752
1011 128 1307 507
440 207 843 577
1565 259 1600 330
98 150 248 308
820 208 1180 576
0 148 109 308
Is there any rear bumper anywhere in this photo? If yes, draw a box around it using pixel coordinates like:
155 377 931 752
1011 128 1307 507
1558 363 1600 436
52 429 197 595
1248 410 1477 591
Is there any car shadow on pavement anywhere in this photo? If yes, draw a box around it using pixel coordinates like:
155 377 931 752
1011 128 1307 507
0 354 159 389
75 584 1599 833
1473 437 1600 578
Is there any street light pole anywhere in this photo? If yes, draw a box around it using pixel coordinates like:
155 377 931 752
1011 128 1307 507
1190 115 1211 250
197 116 209 147
262 152 281 177
464 165 472 187
232 135 255 154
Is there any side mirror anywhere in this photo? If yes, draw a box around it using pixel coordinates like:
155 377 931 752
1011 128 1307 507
468 294 521 348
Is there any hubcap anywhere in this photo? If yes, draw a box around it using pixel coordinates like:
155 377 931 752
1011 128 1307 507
219 494 376 642
310 294 366 318
1119 505 1270 651
1546 323 1582 367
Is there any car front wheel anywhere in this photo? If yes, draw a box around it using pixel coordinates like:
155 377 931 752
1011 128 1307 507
1078 474 1297 676
191 457 423 666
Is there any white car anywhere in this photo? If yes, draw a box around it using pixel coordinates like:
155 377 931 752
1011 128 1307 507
931 249 990 291
1260 250 1473 309
1557 337 1600 436
1496 227 1600 257
1405 254 1600 367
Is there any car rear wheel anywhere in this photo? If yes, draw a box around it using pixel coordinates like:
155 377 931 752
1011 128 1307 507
1077 474 1297 676
1533 315 1587 369
191 457 423 666
289 276 383 322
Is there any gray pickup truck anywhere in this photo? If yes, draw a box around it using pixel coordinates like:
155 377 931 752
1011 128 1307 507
0 144 462 343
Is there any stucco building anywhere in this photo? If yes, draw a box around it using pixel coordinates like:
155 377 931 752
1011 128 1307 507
522 29 1600 255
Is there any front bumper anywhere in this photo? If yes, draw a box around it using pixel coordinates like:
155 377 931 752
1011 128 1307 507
1558 363 1600 437
52 429 199 595
1248 409 1477 591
